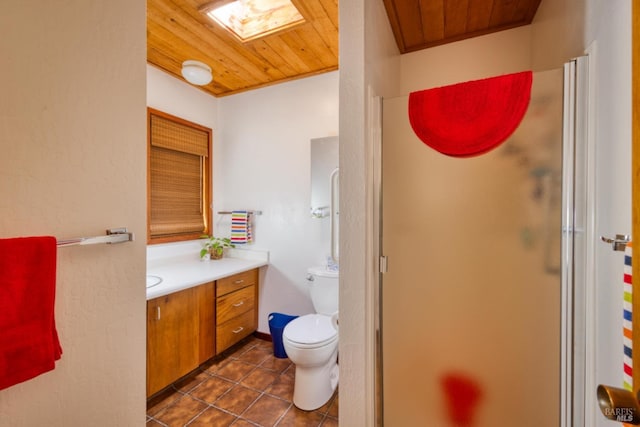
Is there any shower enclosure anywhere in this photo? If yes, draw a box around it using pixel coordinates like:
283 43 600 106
380 60 588 426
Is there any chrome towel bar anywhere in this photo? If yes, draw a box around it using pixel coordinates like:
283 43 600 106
56 228 134 248
217 210 262 215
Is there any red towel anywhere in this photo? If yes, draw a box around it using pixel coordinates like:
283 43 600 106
0 236 62 390
441 372 483 426
408 71 533 157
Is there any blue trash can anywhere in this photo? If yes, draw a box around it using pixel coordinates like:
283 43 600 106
268 312 298 358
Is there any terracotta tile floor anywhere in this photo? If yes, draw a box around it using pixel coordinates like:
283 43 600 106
147 336 339 427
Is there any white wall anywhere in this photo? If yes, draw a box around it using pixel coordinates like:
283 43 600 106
0 2 147 426
216 72 339 333
147 65 219 130
530 0 586 71
339 0 401 424
400 26 532 92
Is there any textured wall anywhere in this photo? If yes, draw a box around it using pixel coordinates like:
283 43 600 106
217 72 339 333
339 0 401 424
400 26 532 93
147 65 219 131
531 0 586 71
0 1 147 425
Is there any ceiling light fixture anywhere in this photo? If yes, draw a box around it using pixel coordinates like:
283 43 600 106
181 60 213 86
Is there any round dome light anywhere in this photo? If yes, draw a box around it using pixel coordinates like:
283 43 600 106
181 60 213 86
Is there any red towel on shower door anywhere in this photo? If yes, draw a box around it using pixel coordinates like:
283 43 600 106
408 71 533 157
0 236 62 390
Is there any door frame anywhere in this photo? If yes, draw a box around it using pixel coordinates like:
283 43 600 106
632 0 639 399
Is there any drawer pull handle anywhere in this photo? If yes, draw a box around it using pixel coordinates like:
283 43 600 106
233 279 244 285
232 326 244 334
233 301 245 307
156 306 161 321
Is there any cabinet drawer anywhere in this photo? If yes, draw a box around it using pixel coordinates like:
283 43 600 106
216 310 256 353
217 269 258 296
217 285 255 324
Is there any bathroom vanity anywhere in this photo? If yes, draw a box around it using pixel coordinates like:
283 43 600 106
146 245 268 397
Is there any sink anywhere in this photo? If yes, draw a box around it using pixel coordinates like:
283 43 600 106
146 275 163 288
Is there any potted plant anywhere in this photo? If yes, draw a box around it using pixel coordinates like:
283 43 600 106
200 236 235 260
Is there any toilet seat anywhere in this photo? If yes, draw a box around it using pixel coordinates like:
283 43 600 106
284 314 337 348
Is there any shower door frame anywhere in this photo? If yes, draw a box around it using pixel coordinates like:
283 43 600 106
373 60 593 426
560 56 593 427
632 0 640 406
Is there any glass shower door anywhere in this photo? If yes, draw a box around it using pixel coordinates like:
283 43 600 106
381 69 564 426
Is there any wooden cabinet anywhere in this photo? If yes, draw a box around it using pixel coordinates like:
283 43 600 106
146 268 260 397
197 281 215 364
146 287 198 397
216 269 259 353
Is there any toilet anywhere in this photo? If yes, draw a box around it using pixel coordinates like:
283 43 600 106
283 266 339 410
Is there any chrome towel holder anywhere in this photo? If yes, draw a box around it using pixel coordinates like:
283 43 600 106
601 234 631 252
217 210 262 215
56 228 134 248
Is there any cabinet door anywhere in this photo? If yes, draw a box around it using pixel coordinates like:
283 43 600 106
197 282 215 364
147 287 198 397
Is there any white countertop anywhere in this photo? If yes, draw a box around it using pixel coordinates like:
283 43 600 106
146 242 269 300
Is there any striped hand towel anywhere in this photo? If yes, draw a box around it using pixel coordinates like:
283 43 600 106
623 242 633 392
230 210 253 244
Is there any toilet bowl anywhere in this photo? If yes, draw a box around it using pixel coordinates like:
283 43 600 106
282 266 339 410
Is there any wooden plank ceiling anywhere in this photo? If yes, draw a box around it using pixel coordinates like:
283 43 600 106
147 0 339 97
384 0 542 53
147 0 542 97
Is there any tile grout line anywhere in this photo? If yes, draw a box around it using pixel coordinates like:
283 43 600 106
272 402 294 426
183 404 212 427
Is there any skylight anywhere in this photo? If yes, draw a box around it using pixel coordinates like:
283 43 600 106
202 0 306 43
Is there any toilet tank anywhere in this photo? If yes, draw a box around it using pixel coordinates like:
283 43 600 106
307 266 339 315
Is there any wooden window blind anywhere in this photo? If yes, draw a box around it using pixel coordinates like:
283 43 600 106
148 108 212 243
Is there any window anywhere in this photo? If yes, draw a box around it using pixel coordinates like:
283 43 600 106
200 0 306 43
147 108 212 244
